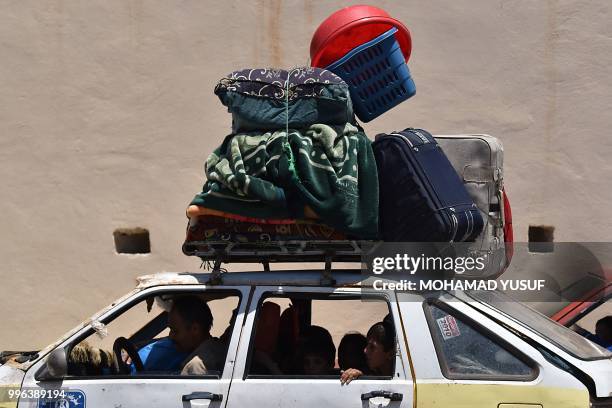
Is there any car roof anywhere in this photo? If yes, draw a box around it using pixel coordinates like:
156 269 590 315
136 269 370 289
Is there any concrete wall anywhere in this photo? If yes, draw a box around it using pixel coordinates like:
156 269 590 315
1 0 611 349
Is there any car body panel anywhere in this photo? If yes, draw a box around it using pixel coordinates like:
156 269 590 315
417 383 588 408
0 364 25 408
397 292 591 407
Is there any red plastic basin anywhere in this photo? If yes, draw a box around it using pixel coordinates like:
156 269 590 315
310 5 412 68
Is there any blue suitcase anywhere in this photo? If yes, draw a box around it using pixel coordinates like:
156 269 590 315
373 128 483 242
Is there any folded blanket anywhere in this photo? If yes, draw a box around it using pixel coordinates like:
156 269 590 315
190 123 379 239
215 67 354 133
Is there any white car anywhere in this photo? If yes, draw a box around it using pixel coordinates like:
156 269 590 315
1 269 611 408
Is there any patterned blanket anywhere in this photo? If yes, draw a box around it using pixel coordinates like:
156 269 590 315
185 215 346 244
190 123 378 239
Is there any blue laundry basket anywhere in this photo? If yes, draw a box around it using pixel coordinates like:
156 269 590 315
326 27 416 122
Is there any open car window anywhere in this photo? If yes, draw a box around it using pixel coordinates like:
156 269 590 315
245 292 398 379
65 290 240 378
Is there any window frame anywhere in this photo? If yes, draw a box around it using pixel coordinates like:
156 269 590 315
243 290 397 381
59 286 243 381
423 298 539 382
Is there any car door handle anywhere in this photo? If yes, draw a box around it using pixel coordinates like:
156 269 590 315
182 392 223 402
361 391 403 401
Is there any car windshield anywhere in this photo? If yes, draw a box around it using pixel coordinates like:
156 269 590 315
467 290 612 361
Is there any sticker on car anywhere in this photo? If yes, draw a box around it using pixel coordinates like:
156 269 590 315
436 315 461 340
38 390 86 408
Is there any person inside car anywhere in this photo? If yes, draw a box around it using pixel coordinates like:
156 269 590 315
299 325 337 375
168 295 226 375
338 332 367 372
340 321 396 385
595 316 612 350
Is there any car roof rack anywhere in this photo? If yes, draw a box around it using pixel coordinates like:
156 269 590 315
183 239 380 285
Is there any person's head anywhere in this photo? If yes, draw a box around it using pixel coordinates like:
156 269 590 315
595 316 612 345
301 325 336 375
338 332 367 371
364 321 395 374
168 296 213 353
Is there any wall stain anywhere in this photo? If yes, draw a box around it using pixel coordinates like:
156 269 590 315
52 0 65 65
544 0 559 149
253 0 263 66
127 0 143 50
303 0 313 27
544 0 559 198
266 0 283 66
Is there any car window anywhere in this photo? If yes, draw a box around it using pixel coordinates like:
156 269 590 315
246 293 396 379
66 290 240 378
425 300 536 380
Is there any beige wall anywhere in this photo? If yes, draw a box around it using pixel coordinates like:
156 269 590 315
1 0 611 349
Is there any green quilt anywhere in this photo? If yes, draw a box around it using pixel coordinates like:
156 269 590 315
190 123 379 239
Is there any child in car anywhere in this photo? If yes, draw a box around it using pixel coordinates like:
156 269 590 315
299 325 337 375
340 321 396 384
338 332 367 372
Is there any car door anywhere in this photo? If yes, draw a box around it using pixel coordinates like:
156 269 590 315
396 292 590 408
18 285 249 408
226 286 414 408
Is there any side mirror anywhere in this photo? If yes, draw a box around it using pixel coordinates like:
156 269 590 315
35 348 67 381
